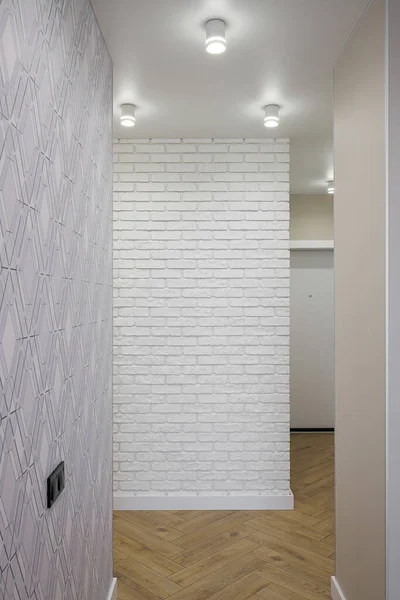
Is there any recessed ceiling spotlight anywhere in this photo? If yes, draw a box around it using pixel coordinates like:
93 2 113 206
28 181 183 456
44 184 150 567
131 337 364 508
327 180 335 194
264 105 280 128
205 19 226 54
120 104 136 127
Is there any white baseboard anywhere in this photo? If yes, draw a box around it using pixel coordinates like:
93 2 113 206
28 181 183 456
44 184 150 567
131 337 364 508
331 577 347 600
107 578 117 600
113 492 294 511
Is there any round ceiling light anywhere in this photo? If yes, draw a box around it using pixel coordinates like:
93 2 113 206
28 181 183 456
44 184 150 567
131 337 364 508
205 19 226 54
120 104 136 127
327 180 335 194
264 105 280 128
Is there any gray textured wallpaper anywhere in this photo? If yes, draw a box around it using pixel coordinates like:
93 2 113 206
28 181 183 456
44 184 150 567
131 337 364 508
0 0 113 598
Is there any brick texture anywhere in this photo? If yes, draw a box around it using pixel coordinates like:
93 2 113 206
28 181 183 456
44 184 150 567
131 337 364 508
113 139 290 499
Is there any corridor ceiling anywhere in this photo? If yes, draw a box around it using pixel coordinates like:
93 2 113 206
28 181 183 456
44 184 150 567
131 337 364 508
91 0 370 193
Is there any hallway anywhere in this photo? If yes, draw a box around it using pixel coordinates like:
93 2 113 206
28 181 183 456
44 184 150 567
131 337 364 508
2 0 397 597
113 433 334 600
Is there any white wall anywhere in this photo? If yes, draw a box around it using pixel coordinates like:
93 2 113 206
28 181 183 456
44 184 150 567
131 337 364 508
113 138 292 509
290 194 333 240
334 0 386 597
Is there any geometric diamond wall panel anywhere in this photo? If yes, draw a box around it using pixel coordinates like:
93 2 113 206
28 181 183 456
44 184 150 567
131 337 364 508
0 0 113 598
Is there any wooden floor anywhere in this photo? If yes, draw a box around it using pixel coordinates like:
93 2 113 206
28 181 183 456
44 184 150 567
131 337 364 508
113 433 334 600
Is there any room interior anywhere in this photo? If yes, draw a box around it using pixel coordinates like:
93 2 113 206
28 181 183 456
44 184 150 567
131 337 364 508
1 1 397 599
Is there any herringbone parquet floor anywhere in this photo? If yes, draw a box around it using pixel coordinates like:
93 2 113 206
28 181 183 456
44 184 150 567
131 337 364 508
113 433 334 600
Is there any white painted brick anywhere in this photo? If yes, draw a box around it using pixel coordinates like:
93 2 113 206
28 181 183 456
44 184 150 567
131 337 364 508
165 144 196 153
135 163 165 173
260 143 289 153
152 153 182 163
183 154 212 163
245 153 275 163
113 138 290 498
213 173 243 182
119 153 150 163
151 173 180 182
229 163 258 172
114 143 134 153
198 163 228 173
198 144 228 153
114 163 134 173
136 144 165 153
214 153 243 163
277 153 290 163
114 182 134 192
229 143 259 153
181 173 212 182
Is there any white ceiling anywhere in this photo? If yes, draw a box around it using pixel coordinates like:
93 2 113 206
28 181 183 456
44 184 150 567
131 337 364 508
92 0 369 194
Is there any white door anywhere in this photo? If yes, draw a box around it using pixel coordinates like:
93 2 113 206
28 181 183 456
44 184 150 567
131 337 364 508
290 249 334 429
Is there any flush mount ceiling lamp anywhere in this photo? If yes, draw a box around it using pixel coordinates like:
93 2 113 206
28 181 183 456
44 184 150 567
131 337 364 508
327 180 335 194
120 104 136 127
205 19 226 54
264 104 280 128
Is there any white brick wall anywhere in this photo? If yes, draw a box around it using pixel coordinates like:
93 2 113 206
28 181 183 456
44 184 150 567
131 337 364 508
113 138 291 505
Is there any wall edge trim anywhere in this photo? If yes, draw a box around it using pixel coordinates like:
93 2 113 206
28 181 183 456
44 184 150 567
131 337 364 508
331 576 347 600
113 492 294 511
107 578 117 600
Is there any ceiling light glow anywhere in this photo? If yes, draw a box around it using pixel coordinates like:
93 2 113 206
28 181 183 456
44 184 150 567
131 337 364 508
264 105 280 128
120 104 136 127
205 19 226 54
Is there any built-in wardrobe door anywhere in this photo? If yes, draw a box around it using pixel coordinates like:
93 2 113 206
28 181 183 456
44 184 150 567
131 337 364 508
290 249 334 429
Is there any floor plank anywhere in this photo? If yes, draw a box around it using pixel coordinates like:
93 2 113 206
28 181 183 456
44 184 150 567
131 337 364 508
256 563 331 600
114 531 183 577
169 539 259 587
174 512 251 549
114 553 182 599
115 573 163 600
246 525 334 558
165 554 267 600
207 572 268 600
171 523 255 567
115 510 184 542
114 514 183 557
257 582 313 600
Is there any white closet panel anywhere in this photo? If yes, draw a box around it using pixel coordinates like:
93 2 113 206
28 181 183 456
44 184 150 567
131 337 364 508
290 249 335 429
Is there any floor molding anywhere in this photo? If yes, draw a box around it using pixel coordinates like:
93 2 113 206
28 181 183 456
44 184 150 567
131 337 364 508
331 577 347 600
106 578 117 600
113 492 294 511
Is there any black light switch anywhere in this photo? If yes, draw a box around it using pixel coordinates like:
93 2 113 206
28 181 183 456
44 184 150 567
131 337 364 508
47 462 65 508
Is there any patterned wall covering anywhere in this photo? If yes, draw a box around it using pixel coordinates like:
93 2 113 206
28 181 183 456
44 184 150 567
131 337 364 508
0 0 113 599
